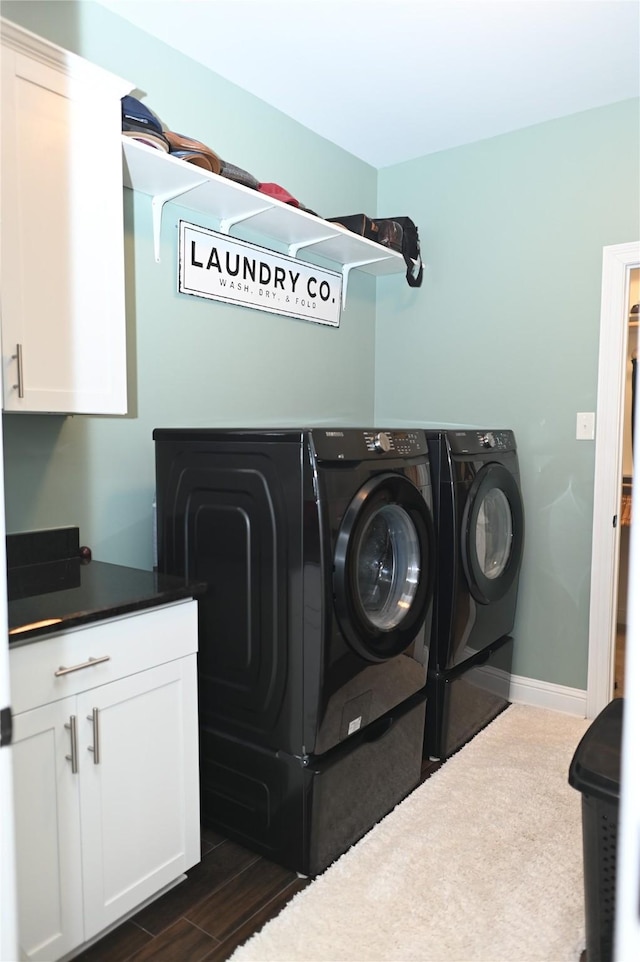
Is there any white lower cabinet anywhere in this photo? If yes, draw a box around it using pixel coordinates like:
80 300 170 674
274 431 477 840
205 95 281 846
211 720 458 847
10 600 200 962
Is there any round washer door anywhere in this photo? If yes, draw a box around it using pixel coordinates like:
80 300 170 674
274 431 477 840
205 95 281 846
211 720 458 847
333 472 435 662
461 462 525 605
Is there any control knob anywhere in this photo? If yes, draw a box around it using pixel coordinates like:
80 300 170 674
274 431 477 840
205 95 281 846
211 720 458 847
374 431 392 453
480 432 495 449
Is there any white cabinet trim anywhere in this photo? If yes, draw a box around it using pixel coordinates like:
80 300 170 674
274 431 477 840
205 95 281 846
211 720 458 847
0 18 132 96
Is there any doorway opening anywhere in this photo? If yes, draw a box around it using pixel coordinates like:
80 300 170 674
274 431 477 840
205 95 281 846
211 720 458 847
587 243 640 719
614 267 639 698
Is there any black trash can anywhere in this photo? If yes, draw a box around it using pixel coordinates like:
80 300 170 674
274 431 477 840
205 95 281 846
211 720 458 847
568 698 624 962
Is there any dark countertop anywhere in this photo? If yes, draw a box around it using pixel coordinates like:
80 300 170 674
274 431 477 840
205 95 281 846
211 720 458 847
8 558 205 647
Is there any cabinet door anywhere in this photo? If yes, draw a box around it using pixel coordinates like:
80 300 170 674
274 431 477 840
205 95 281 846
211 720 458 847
0 39 129 414
79 656 200 940
12 699 84 962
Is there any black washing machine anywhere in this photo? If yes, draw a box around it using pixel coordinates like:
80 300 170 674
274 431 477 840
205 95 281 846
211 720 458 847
425 428 525 760
154 427 436 875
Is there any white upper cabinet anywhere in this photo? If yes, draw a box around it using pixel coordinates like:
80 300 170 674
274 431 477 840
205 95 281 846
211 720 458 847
0 20 132 414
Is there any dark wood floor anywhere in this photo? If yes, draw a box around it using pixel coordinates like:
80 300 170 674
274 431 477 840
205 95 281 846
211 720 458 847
74 758 441 962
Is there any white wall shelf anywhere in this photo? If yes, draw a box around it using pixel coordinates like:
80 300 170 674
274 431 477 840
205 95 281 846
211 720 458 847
121 138 405 306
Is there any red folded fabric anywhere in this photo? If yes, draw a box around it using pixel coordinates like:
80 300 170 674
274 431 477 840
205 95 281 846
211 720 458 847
258 183 300 207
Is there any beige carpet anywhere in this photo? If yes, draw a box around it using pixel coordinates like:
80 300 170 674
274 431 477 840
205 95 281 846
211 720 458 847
229 704 590 962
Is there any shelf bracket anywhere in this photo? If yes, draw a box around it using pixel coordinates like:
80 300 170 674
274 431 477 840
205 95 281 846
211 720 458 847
218 206 274 234
151 185 207 262
288 233 339 258
341 258 393 308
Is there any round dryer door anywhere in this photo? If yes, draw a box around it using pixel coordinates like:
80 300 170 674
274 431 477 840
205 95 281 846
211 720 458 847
334 473 435 661
461 462 525 605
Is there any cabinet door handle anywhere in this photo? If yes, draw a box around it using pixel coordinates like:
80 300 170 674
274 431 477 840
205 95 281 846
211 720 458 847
12 343 24 398
54 655 111 677
64 715 78 774
87 708 101 764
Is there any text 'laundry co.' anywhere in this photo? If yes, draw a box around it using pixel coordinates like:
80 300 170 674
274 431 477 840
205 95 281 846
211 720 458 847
178 221 342 326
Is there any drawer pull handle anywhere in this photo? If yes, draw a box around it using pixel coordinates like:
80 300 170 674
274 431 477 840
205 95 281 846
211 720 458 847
64 715 78 774
55 655 111 677
87 708 101 765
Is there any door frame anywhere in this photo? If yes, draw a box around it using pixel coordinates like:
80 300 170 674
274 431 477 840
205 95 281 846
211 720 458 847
587 241 640 718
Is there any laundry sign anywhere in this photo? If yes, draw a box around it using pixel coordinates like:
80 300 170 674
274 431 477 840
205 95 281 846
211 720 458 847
178 221 342 327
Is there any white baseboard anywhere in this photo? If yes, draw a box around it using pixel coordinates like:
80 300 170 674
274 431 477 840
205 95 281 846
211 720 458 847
508 673 587 717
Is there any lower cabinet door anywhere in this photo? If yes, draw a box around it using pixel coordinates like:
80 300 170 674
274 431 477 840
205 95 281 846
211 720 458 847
12 699 84 962
79 656 200 940
11 641 200 959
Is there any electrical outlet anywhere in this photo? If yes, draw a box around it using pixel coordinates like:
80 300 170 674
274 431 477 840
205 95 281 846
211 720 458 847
576 412 595 440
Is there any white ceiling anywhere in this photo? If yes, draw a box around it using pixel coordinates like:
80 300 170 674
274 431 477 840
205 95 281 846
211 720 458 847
96 0 640 168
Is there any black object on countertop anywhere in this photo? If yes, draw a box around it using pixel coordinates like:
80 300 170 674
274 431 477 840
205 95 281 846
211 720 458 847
7 525 82 568
7 527 205 646
568 697 624 962
7 526 84 601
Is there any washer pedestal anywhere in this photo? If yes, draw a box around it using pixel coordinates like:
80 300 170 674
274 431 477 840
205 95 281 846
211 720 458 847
424 635 513 760
201 690 427 877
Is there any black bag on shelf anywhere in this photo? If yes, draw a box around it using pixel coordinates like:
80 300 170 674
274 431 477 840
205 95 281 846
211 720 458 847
327 213 423 287
378 216 424 288
327 213 379 240
375 219 403 252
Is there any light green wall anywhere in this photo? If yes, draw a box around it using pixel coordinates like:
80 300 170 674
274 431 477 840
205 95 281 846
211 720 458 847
1 0 378 568
375 100 640 689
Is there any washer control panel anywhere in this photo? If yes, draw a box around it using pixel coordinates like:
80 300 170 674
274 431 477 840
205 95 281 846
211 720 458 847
448 429 516 455
479 431 497 449
363 430 426 456
313 429 428 461
369 431 392 453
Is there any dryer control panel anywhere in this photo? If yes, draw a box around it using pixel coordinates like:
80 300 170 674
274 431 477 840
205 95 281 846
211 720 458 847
312 429 428 461
448 429 516 455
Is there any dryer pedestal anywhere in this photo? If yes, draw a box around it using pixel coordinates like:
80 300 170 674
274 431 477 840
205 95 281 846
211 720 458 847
424 635 513 760
200 690 426 877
